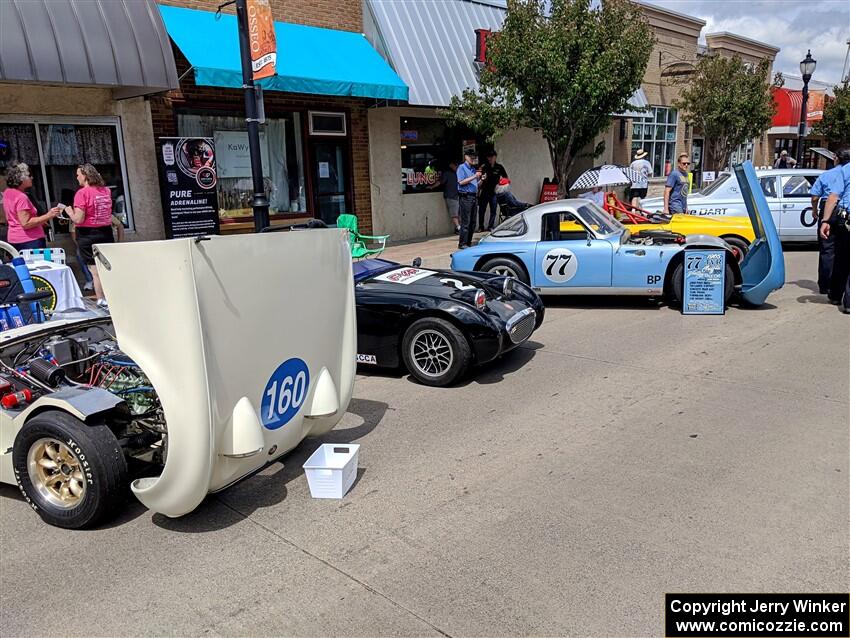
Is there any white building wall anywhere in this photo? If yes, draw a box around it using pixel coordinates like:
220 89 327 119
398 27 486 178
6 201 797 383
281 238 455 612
368 106 552 241
495 127 553 207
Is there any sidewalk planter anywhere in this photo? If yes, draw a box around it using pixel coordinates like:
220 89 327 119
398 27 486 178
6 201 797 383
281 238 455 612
303 444 360 499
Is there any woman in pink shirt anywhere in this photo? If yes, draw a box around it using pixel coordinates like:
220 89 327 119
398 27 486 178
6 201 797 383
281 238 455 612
61 164 115 308
2 161 60 250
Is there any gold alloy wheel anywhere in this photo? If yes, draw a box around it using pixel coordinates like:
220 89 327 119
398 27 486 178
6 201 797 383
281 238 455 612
27 437 87 509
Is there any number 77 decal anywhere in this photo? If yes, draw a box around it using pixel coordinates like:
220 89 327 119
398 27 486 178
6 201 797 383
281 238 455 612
542 248 578 283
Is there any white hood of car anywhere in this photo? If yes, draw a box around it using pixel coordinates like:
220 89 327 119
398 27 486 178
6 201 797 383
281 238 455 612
96 230 356 517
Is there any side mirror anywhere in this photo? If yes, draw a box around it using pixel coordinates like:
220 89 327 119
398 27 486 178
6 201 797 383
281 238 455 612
586 232 593 246
412 257 422 268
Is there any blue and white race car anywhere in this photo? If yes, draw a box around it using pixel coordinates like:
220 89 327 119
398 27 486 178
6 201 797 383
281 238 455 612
451 163 784 307
643 167 822 242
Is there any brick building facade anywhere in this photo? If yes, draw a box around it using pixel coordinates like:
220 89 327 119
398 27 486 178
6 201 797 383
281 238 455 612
598 4 779 196
151 0 388 234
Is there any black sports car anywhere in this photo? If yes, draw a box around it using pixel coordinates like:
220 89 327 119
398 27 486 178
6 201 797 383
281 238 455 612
353 259 545 386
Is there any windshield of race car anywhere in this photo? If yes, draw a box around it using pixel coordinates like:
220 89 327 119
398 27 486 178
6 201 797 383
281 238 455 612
576 202 625 236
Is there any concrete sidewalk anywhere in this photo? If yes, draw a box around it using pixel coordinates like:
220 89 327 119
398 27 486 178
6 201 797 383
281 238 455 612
381 232 488 269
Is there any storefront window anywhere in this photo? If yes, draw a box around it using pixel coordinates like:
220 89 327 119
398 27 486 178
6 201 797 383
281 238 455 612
401 118 470 195
729 140 754 167
631 106 678 176
0 119 132 234
177 113 306 222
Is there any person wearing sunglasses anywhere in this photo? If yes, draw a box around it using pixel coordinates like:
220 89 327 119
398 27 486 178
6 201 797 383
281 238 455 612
664 153 691 216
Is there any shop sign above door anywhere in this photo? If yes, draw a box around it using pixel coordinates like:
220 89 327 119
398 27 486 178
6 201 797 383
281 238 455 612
214 130 270 178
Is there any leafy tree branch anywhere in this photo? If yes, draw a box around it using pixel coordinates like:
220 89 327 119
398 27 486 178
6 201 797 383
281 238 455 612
444 0 653 196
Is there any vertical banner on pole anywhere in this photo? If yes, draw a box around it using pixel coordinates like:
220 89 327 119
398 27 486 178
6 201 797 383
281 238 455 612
248 0 276 81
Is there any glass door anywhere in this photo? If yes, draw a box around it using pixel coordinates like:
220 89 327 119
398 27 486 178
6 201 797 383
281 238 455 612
310 140 350 225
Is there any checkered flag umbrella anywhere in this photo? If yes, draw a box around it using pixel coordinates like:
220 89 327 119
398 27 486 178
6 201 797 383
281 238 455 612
569 165 643 191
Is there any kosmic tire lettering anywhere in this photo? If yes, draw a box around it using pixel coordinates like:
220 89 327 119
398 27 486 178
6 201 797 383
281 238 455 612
13 467 39 512
67 437 94 484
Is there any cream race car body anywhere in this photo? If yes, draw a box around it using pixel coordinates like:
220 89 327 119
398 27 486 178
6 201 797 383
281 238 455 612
0 229 356 518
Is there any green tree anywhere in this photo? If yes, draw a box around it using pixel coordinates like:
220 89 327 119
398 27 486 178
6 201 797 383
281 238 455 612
444 0 653 196
813 82 850 146
674 55 778 172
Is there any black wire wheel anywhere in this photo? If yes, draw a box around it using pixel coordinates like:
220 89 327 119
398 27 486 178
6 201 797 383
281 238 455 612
401 317 471 387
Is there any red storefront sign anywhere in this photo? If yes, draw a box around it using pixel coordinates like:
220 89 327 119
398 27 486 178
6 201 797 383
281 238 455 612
474 29 492 63
771 87 827 127
539 182 559 203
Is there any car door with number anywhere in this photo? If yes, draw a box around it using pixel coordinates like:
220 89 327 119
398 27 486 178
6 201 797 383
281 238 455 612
757 176 783 231
532 212 613 290
778 174 819 241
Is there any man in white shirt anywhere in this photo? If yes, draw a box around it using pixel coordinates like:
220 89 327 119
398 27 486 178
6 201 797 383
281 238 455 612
629 149 653 209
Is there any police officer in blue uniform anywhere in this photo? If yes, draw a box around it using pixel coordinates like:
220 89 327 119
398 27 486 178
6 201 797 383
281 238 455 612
810 161 842 293
819 148 850 312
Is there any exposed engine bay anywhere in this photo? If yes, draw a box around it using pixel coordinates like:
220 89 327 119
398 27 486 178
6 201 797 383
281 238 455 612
0 319 166 466
628 229 687 245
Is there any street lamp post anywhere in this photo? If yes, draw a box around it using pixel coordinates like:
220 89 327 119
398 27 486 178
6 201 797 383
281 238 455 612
796 50 817 167
234 0 271 232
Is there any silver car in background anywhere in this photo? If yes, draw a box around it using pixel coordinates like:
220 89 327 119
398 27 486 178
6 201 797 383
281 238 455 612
643 168 823 242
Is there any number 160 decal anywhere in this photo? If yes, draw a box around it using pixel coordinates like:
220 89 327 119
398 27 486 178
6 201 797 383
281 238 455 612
261 358 310 430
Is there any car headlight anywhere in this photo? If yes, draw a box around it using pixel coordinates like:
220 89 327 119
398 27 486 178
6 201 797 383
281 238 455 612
502 277 515 297
474 289 486 310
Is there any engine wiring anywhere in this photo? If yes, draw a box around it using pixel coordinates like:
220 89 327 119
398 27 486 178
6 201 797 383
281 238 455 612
3 328 161 418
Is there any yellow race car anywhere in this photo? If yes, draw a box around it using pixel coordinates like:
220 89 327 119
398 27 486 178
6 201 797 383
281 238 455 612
562 197 755 261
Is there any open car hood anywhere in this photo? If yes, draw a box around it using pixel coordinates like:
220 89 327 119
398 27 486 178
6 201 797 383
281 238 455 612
96 230 356 517
734 161 785 305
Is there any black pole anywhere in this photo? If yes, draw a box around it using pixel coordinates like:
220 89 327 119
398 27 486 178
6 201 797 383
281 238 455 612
235 0 270 232
796 75 810 167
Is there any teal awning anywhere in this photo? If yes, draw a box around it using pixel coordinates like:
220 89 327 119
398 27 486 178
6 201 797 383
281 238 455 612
159 5 408 101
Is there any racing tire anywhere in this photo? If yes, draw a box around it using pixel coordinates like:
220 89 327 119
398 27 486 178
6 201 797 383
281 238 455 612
671 261 735 308
402 317 471 387
13 411 127 529
478 257 529 284
721 236 749 263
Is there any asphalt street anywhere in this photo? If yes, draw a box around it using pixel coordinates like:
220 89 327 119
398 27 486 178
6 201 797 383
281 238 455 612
1 242 847 637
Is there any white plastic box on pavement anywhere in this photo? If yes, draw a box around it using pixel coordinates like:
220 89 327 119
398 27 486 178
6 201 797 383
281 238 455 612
303 443 360 499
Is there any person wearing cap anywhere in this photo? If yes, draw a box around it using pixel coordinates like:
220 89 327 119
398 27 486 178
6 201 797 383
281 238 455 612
818 147 850 312
456 151 484 248
495 177 530 215
478 150 508 231
774 149 797 169
629 149 653 209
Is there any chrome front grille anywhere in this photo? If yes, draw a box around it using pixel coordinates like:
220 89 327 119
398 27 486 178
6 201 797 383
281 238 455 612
506 308 536 344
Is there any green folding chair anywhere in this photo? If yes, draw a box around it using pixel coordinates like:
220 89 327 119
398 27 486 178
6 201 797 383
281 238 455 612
336 214 389 259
